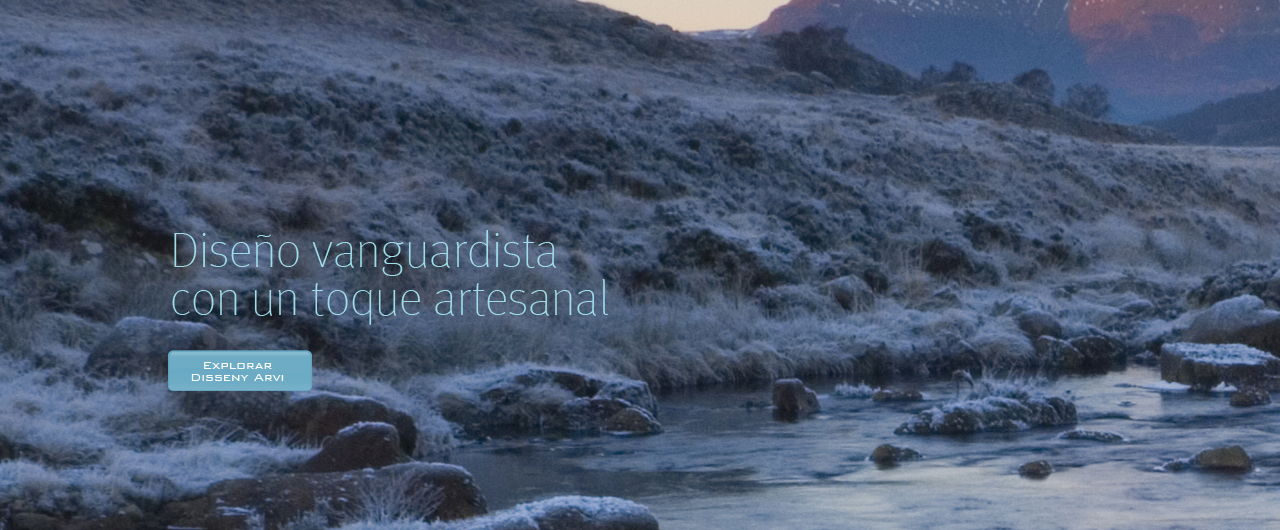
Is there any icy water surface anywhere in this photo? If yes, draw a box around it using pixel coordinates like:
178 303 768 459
449 366 1280 529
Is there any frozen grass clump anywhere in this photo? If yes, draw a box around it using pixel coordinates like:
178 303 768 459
0 353 312 515
332 495 657 530
103 440 311 494
0 361 177 459
341 468 444 525
833 382 877 398
311 369 457 454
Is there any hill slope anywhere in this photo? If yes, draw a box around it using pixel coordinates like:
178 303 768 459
2 0 1280 525
1148 87 1280 146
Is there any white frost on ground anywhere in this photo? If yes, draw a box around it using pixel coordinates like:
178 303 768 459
334 495 655 530
1161 342 1279 366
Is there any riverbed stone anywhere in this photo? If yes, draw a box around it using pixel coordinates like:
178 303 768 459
298 422 409 473
869 444 921 466
560 398 662 435
1184 295 1280 355
1058 429 1124 443
595 380 658 415
1195 446 1252 471
772 378 820 421
1160 342 1280 390
603 407 662 435
1019 460 1053 478
1230 387 1271 407
1066 336 1116 374
84 316 227 378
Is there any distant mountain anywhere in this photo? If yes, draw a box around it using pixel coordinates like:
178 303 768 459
758 0 1087 87
758 0 1280 122
1148 87 1280 146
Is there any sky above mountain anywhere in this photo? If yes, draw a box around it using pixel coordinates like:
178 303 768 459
589 0 1279 121
591 0 786 31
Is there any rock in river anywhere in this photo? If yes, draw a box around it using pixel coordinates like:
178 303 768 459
1230 387 1271 407
869 444 921 466
1058 429 1124 443
772 378 820 421
1195 446 1252 472
1183 295 1280 355
1160 342 1280 390
896 394 1076 435
1019 460 1053 478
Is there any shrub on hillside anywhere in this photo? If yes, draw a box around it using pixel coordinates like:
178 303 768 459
770 26 919 95
772 26 861 87
942 62 979 84
1063 84 1111 120
1013 69 1054 102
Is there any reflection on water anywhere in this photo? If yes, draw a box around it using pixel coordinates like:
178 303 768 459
449 366 1280 529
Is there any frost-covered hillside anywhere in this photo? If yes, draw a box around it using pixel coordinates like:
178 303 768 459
2 0 1280 527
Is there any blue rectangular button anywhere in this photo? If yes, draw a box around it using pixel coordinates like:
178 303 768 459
168 350 312 391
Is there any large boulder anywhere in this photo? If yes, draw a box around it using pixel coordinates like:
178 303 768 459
1036 336 1116 375
298 422 410 473
162 462 486 529
560 398 662 436
595 380 659 416
85 317 227 379
603 407 662 435
1183 295 1280 355
282 391 418 455
180 391 289 434
1159 342 1280 390
772 378 820 421
1015 310 1063 340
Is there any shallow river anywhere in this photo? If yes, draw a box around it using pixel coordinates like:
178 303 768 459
449 366 1280 529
